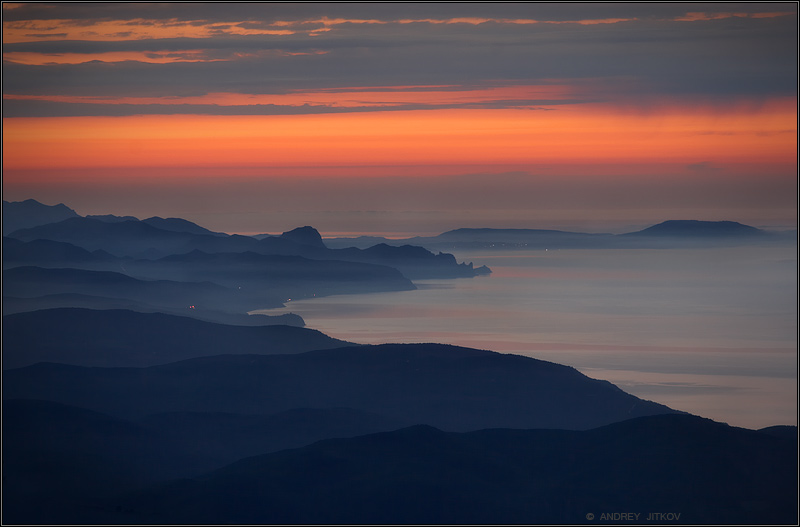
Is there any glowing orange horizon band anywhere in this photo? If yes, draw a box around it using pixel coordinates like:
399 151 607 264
3 102 796 171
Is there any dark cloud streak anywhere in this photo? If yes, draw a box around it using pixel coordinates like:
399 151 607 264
1 98 581 118
3 3 796 115
3 2 794 23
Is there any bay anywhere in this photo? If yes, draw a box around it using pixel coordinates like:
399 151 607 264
254 245 797 429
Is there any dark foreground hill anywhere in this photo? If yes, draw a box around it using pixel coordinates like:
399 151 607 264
2 308 352 369
3 343 678 429
136 406 408 466
4 409 794 525
1 399 408 525
112 415 796 525
2 399 207 519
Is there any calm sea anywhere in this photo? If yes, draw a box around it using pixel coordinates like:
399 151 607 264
255 245 798 429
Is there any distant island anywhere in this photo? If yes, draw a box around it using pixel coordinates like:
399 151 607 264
326 220 795 250
622 219 766 237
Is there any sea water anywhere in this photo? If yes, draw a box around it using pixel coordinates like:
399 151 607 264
254 245 798 429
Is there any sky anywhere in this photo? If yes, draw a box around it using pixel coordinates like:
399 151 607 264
2 2 797 236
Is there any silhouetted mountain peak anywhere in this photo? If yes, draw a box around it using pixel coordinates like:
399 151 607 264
757 425 798 440
3 198 80 236
280 226 326 248
625 220 765 237
86 214 140 223
3 198 77 215
142 216 227 237
10 216 159 238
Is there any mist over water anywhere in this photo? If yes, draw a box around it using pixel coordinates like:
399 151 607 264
257 245 798 429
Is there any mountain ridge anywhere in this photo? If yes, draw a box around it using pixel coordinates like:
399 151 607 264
7 213 488 278
2 307 352 368
3 342 680 429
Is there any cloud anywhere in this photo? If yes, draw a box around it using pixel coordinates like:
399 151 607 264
1 97 577 118
2 2 794 24
2 3 797 116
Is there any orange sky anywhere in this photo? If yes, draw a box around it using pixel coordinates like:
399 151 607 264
3 98 796 174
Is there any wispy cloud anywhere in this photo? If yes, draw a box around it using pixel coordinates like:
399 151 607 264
674 11 795 22
2 83 580 108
